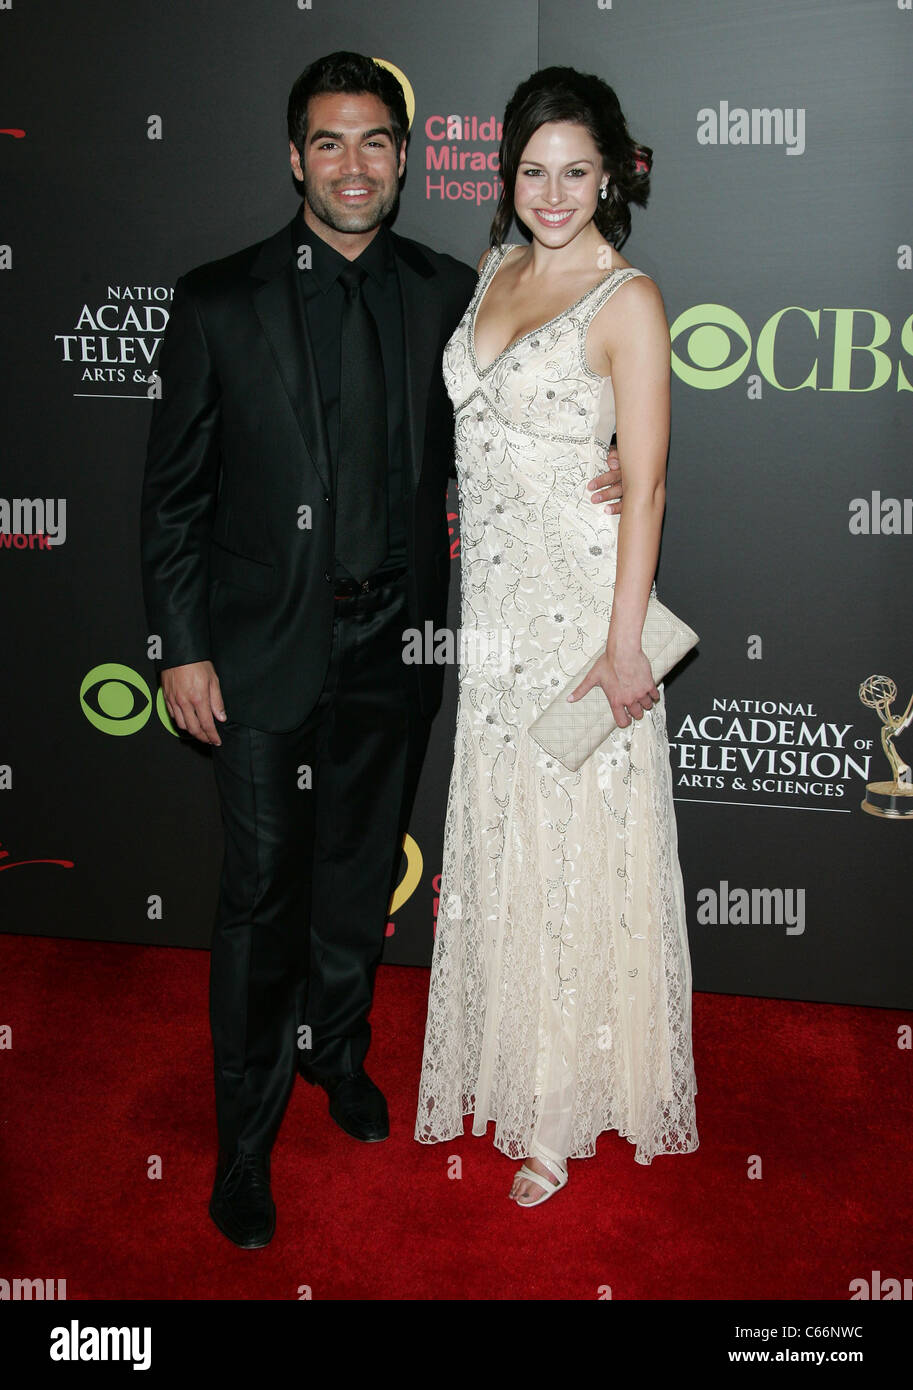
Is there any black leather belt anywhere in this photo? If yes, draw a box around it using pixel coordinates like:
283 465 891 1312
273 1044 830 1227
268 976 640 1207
333 566 407 598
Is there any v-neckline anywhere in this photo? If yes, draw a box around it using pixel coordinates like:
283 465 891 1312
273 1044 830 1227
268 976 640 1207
470 244 623 376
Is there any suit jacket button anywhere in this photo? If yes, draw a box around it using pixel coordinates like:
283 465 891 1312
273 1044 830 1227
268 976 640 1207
324 570 331 582
323 494 330 504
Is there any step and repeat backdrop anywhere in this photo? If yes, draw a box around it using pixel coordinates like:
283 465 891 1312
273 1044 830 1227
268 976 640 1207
1 1 910 1006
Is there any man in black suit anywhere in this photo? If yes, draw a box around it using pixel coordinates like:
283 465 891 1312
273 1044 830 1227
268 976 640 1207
140 52 622 1248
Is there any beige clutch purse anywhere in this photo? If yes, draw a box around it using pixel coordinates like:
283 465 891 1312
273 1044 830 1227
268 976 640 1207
527 596 698 772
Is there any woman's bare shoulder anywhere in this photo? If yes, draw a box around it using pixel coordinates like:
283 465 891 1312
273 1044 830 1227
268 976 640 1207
603 245 663 304
607 244 636 273
604 246 659 289
476 244 516 275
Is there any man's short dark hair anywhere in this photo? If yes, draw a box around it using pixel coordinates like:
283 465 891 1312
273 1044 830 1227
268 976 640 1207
287 51 409 158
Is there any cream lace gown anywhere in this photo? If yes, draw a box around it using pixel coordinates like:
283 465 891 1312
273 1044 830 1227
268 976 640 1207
415 245 698 1167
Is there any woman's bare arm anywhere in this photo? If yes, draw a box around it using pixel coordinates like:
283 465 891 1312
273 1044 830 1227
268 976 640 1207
570 275 671 726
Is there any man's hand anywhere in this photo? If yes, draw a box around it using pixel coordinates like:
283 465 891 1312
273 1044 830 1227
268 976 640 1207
161 661 227 746
587 441 623 512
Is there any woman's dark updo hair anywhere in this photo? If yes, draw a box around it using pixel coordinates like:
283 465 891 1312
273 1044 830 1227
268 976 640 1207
490 66 652 250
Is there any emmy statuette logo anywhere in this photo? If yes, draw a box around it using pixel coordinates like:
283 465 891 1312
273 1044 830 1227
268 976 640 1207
858 675 913 820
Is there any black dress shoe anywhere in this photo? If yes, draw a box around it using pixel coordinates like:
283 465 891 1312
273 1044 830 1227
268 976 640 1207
209 1150 276 1248
301 1067 389 1142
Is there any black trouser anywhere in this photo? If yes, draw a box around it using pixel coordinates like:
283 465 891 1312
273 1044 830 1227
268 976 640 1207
208 572 431 1155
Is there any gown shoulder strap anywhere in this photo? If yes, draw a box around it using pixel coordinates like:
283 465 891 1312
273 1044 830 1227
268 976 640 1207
581 266 651 326
475 242 518 290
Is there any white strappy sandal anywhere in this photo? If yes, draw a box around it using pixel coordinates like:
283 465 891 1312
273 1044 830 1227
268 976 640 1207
513 1150 568 1207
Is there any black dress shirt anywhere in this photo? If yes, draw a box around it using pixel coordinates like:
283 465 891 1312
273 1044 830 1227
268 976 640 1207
290 211 407 580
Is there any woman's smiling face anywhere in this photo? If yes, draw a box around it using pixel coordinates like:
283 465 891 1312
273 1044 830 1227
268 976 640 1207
512 121 607 247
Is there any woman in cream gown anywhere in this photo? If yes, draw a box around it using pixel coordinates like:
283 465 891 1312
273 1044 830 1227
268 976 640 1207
415 67 698 1206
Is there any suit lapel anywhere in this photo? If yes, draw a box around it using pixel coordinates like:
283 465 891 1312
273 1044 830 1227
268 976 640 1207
393 233 441 493
251 217 333 498
250 216 443 501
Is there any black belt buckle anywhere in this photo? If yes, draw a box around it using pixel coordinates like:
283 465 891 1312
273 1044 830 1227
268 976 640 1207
333 566 407 599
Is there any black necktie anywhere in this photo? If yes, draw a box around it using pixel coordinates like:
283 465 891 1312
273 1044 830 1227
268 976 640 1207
335 262 388 580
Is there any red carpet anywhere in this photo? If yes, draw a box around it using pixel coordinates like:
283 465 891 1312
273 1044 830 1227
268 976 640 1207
1 933 910 1301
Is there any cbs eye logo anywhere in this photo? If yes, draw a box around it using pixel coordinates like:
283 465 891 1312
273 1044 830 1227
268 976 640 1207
80 663 178 737
670 304 752 389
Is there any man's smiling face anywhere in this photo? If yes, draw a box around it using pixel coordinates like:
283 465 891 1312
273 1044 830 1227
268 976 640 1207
290 91 406 240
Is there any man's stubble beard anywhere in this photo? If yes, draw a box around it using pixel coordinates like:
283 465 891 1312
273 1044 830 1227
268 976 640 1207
303 175 401 236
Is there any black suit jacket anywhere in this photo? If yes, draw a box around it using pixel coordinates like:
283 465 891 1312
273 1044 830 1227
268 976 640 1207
140 213 477 732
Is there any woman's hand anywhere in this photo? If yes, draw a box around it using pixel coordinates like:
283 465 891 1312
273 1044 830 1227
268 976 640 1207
568 646 660 729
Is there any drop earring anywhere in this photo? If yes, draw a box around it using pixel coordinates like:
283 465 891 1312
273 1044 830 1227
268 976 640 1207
600 182 608 200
